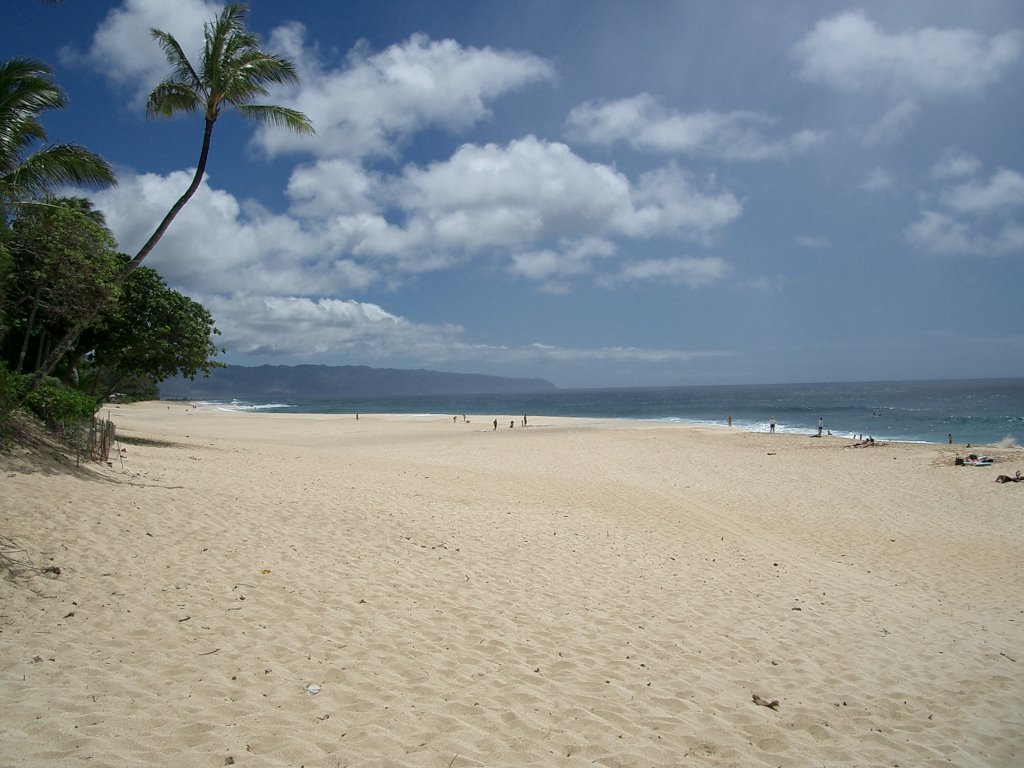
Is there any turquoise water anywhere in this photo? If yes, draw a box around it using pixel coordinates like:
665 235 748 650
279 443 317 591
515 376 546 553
205 378 1024 447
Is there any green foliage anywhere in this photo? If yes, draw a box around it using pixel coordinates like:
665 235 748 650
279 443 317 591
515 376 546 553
0 360 20 409
1 199 122 375
0 57 115 209
81 262 223 399
146 4 314 136
22 376 98 427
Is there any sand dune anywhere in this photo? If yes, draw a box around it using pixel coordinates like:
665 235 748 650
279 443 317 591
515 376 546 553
2 402 1022 766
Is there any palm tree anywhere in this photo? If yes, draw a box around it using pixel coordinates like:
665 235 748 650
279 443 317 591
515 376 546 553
0 57 115 214
19 2 314 402
124 1 315 276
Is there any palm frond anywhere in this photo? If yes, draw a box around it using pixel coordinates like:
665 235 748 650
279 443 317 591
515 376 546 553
233 104 315 135
146 80 202 119
0 58 67 114
1 144 116 199
0 58 67 159
149 29 201 88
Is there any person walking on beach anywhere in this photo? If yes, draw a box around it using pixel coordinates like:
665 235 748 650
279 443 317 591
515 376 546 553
727 415 732 427
493 419 497 431
523 414 527 427
818 416 824 437
769 417 776 434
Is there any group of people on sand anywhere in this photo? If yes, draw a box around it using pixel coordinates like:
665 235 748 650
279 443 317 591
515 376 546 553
849 437 878 447
488 414 528 431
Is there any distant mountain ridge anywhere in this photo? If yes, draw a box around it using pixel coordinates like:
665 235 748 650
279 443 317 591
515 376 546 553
158 364 557 400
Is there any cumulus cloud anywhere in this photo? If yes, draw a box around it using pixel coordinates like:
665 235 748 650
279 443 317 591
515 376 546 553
349 137 741 267
89 169 379 297
88 135 742 306
930 148 982 180
907 163 1024 257
197 294 463 360
939 169 1024 215
286 158 383 218
199 292 726 368
68 3 554 164
257 31 555 160
793 10 1023 97
906 210 985 256
63 0 225 104
565 94 824 160
66 4 751 371
509 238 617 292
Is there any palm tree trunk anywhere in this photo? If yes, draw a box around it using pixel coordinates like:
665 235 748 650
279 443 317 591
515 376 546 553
12 119 216 410
119 118 215 279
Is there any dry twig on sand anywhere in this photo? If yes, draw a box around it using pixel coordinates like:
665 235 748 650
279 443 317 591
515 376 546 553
752 693 780 710
0 535 60 578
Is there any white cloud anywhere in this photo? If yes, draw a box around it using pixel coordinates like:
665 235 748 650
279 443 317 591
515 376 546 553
199 292 730 367
793 10 1023 97
906 209 1023 257
69 5 554 164
286 159 382 218
509 238 617 290
622 164 742 241
389 137 629 252
257 31 555 160
459 343 729 365
862 99 920 146
89 138 741 309
930 148 982 180
861 167 895 191
89 169 378 297
611 256 730 288
939 169 1024 215
374 137 741 264
199 294 461 359
906 210 984 255
909 153 1023 257
63 0 224 104
565 94 824 160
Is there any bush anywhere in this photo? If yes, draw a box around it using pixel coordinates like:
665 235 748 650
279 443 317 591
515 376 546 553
0 361 21 409
23 378 99 427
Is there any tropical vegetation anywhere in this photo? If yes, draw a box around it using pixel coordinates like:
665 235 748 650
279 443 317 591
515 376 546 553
1 2 313 441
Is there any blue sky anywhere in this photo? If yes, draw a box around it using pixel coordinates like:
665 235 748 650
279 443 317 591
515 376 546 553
7 1 1024 387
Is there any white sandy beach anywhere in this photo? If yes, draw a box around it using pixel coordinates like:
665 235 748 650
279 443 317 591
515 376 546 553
2 401 1022 767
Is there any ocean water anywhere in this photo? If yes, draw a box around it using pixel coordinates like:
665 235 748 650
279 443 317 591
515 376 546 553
204 378 1024 447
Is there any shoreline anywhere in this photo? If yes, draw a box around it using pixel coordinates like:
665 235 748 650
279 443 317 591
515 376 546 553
184 398 1012 449
157 376 1024 448
2 401 1022 766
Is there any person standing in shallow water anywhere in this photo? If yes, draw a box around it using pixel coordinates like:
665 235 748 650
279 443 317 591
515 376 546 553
770 417 776 434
